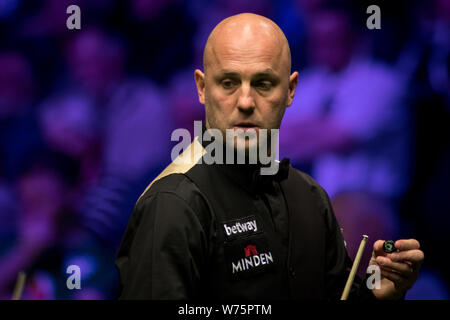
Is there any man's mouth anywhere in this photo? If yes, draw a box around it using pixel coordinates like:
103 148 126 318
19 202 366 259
233 122 259 132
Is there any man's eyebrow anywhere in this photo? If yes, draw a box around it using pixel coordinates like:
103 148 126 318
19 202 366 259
216 69 278 77
254 69 277 77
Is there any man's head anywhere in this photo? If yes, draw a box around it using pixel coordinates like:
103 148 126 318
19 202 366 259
307 8 356 72
194 13 298 153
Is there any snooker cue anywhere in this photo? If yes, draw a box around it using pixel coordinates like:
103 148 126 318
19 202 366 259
341 235 368 300
11 271 26 300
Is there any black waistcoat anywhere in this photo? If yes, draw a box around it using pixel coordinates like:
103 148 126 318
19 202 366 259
184 161 328 300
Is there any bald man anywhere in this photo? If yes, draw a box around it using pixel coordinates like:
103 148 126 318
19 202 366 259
115 13 423 300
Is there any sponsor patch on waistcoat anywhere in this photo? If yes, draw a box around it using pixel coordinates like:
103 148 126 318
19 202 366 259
221 215 262 240
223 234 276 280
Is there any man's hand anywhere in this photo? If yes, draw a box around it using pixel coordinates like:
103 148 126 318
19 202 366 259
370 239 424 300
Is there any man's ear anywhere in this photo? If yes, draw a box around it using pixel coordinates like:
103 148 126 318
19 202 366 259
194 69 206 105
287 71 298 107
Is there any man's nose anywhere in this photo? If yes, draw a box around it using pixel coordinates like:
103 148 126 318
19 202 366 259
236 83 255 113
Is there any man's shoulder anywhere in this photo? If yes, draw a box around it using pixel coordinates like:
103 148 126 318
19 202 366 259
286 165 337 230
286 165 331 203
134 167 214 234
288 166 324 190
138 172 201 205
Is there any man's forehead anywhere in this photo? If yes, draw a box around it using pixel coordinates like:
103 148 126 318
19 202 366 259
208 40 284 73
218 68 277 75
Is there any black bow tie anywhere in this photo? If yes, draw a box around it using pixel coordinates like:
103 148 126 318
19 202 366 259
252 158 290 193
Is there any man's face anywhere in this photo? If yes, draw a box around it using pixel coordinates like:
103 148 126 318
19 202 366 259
195 18 298 153
308 11 354 72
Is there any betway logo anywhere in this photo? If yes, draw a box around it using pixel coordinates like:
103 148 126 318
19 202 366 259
223 220 258 237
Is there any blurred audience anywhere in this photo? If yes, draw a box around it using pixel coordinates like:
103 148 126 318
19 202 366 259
396 0 450 286
61 28 173 248
332 192 401 279
281 7 410 201
0 151 76 298
0 52 43 181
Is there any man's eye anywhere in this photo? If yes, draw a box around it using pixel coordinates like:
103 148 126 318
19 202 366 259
222 80 235 89
255 81 272 90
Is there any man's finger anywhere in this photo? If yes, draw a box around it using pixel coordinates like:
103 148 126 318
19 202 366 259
380 269 405 286
388 249 424 267
373 240 387 256
395 239 420 251
376 256 413 277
